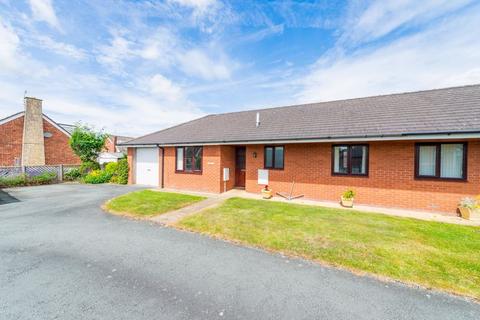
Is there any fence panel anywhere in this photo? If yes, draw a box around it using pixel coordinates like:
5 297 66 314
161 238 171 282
0 167 22 178
0 165 81 182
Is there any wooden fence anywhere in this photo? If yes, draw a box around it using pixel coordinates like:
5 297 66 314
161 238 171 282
0 165 80 182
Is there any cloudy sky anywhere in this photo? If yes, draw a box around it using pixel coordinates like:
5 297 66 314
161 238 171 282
1 0 480 137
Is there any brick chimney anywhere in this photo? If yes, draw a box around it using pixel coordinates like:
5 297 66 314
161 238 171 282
22 97 46 166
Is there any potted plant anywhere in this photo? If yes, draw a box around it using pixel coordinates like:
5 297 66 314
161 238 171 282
458 197 476 220
262 185 272 199
341 189 355 208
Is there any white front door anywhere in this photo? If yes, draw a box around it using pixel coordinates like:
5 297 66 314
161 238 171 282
135 148 159 186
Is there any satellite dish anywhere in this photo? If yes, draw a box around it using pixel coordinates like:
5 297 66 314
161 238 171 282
44 132 53 138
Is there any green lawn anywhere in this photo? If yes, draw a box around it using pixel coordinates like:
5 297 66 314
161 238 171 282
178 197 480 299
105 190 206 217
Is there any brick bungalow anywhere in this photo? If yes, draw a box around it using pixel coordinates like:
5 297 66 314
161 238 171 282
0 97 81 166
1 97 133 167
121 85 480 215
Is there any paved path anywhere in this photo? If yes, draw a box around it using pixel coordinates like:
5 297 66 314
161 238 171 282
1 184 479 320
151 196 223 225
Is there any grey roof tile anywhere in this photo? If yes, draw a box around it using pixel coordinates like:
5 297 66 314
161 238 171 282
123 84 480 145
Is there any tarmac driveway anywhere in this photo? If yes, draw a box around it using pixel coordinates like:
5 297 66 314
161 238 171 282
0 184 479 320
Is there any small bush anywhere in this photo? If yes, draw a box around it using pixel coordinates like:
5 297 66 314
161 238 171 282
105 162 118 175
64 168 82 181
116 158 129 185
30 172 57 185
0 172 57 187
80 161 100 175
0 174 27 187
83 169 112 184
342 189 355 200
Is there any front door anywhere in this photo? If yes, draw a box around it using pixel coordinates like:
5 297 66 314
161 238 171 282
235 147 246 188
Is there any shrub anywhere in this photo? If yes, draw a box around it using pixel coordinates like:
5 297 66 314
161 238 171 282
30 172 57 185
105 162 118 175
116 158 129 185
69 124 108 163
342 189 355 200
0 172 57 187
83 169 112 184
79 161 100 175
64 168 82 181
0 175 27 187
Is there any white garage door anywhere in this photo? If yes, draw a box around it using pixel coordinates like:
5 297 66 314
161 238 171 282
135 148 159 186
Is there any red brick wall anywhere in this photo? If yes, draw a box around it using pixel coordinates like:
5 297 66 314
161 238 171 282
104 137 116 153
0 116 81 166
163 146 223 193
43 119 81 165
127 147 135 184
220 146 236 192
245 140 480 214
0 116 24 166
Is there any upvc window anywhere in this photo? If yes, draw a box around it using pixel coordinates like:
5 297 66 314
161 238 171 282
176 146 202 173
415 143 466 180
332 145 368 176
264 146 284 169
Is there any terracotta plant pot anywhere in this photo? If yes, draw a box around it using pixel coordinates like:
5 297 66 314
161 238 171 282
341 197 354 208
262 189 273 199
458 207 472 220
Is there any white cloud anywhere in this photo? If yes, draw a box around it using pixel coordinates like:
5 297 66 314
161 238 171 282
168 0 217 12
149 74 183 102
0 18 20 71
299 6 480 102
340 0 473 45
28 0 60 30
35 35 86 59
179 49 232 80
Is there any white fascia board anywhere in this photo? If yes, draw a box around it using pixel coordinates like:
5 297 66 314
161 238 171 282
120 133 480 147
0 112 24 126
42 115 72 137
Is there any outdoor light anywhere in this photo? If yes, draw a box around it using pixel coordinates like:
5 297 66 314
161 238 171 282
253 151 257 158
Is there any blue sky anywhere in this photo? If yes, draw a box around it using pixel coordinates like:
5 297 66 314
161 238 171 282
1 0 480 136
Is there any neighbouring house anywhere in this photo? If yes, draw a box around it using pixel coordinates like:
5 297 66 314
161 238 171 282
98 135 133 164
120 84 480 215
0 97 81 166
0 97 133 167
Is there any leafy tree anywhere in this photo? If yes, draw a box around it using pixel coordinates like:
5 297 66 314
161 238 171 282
69 124 108 163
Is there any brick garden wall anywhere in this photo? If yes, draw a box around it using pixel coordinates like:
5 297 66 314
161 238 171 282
245 140 480 214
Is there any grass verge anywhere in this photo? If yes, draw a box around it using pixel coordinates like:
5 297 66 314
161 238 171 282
177 197 480 299
104 190 206 218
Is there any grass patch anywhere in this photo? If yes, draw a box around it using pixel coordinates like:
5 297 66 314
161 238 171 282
105 190 206 217
178 197 480 299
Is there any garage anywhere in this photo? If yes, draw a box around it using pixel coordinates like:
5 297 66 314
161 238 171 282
135 147 159 186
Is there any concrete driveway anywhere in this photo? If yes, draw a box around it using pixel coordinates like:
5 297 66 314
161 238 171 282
0 184 479 320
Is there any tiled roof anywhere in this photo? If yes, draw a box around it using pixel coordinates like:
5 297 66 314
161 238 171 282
113 84 480 146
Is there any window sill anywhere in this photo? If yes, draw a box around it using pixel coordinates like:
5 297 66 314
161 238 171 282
332 173 368 178
414 176 467 182
175 170 203 175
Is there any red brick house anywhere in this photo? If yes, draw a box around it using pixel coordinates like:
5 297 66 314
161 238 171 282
121 85 480 215
0 97 81 166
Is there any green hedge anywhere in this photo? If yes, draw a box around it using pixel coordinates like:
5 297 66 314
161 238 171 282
82 158 129 185
0 172 57 188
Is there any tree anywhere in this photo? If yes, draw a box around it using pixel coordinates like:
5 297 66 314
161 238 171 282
69 124 108 163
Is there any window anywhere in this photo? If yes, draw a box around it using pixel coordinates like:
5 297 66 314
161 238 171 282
415 143 467 180
176 146 202 173
264 146 284 169
332 145 368 176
